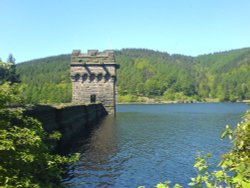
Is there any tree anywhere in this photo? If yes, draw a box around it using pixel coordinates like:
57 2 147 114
0 55 20 84
0 83 78 187
7 54 16 64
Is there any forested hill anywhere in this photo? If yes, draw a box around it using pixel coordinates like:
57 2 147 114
16 48 250 103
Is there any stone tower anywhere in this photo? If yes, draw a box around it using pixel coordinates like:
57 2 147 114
70 50 120 114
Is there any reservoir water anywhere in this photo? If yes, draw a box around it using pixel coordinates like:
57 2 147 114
62 103 249 187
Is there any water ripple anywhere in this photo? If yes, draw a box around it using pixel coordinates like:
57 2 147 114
62 103 249 187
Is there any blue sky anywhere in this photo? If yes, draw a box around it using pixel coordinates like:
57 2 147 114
1 0 250 62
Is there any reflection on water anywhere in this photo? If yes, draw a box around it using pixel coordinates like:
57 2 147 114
83 116 117 157
63 116 122 187
62 103 249 187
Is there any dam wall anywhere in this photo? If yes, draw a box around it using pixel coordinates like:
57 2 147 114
24 104 107 146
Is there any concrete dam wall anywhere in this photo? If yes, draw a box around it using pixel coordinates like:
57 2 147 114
24 104 107 146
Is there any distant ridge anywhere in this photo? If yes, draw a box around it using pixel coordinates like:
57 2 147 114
18 47 250 64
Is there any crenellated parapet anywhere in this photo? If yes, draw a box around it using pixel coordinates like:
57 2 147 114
71 49 116 63
70 50 119 115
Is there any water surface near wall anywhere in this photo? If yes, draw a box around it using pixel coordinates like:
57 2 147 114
62 103 249 187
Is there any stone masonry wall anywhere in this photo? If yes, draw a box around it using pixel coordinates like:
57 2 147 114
70 50 119 114
24 104 107 147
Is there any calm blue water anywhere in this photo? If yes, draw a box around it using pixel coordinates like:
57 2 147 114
62 103 249 188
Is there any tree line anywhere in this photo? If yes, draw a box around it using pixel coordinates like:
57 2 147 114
0 57 78 187
16 48 250 103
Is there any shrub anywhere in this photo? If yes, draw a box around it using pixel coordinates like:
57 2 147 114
0 83 78 187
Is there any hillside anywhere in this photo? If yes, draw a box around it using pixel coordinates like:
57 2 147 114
17 55 71 103
16 48 250 103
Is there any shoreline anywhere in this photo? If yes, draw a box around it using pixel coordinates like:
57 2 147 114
117 100 250 105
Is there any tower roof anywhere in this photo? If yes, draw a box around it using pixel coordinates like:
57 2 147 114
71 50 118 66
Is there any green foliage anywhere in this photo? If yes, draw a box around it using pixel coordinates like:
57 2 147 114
0 83 79 187
118 94 139 103
139 182 183 188
16 48 250 103
220 111 250 187
7 54 16 64
0 82 21 107
155 182 183 188
0 58 20 84
16 55 71 104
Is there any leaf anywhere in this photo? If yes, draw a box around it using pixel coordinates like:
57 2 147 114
232 174 243 184
214 171 224 178
205 182 213 188
173 184 183 188
205 153 211 158
221 129 229 139
156 183 168 188
242 181 250 188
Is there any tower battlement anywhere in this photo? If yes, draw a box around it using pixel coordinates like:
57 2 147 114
71 50 115 63
70 50 119 115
